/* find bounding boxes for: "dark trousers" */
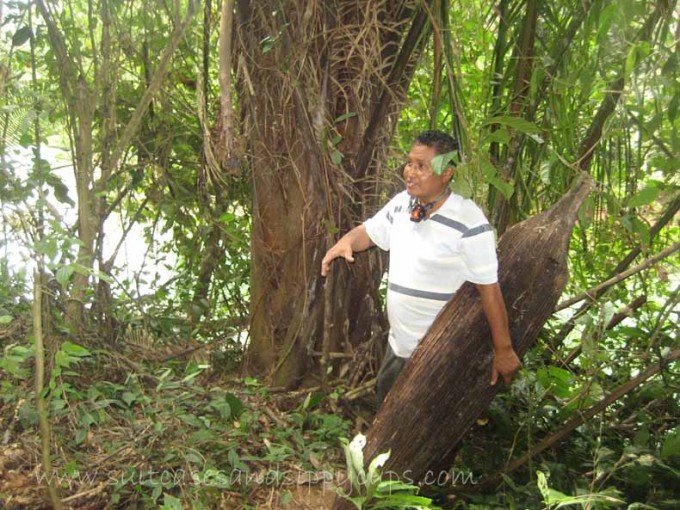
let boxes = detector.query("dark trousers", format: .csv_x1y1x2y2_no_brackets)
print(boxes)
375,344,408,406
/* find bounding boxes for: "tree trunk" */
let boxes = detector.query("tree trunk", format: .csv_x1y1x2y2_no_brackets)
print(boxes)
332,174,592,510
238,1,431,388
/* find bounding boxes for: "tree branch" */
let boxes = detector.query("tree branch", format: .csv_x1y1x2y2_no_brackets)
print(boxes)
561,294,647,367
556,242,679,311
104,2,197,182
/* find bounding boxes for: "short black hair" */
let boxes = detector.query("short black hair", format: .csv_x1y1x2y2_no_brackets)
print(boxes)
415,130,459,157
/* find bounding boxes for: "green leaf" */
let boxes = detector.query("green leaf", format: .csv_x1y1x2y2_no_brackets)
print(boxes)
45,173,74,206
61,341,91,357
482,128,511,145
56,265,76,287
12,27,32,47
628,186,659,208
0,315,12,325
224,393,244,417
331,150,343,165
536,367,574,399
661,428,680,460
626,41,651,74
34,239,58,260
482,115,541,135
431,151,458,175
335,112,357,123
184,451,204,465
625,45,638,75
0,344,34,378
122,392,137,406
160,492,184,510
481,160,514,200
596,4,618,43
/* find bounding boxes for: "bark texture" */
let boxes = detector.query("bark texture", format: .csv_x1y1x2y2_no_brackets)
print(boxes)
332,174,592,510
238,1,430,388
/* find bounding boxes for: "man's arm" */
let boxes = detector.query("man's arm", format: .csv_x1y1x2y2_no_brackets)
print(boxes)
475,282,522,385
321,224,375,277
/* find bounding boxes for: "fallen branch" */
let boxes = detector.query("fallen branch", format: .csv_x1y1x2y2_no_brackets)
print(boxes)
342,378,377,402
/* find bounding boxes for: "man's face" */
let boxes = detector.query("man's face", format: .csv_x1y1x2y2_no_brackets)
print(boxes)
403,144,453,203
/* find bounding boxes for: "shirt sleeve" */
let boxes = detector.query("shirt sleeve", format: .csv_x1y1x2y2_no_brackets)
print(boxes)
363,194,401,251
459,215,499,285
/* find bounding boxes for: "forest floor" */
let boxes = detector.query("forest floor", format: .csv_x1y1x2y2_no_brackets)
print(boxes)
0,340,377,510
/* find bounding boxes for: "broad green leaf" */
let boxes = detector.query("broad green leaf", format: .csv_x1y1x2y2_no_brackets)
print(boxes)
536,367,574,399
61,341,91,357
431,151,458,175
482,115,541,135
628,186,659,208
596,4,618,43
184,451,204,464
122,392,137,406
669,93,679,123
212,401,232,420
482,128,510,145
224,393,244,417
34,238,58,259
0,315,12,324
56,265,76,287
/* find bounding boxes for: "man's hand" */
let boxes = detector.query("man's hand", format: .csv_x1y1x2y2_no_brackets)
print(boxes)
490,346,521,386
320,225,374,277
475,282,522,386
321,240,355,277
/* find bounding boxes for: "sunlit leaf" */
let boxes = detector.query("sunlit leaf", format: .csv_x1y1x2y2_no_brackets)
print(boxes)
481,115,541,135
628,186,659,208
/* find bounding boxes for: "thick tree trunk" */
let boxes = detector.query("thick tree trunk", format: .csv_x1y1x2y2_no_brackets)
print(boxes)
332,175,592,510
238,1,430,388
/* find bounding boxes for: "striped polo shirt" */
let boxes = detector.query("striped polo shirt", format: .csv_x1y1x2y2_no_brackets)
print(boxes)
364,190,498,358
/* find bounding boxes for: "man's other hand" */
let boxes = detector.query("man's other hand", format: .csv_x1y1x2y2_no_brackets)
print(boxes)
491,346,521,386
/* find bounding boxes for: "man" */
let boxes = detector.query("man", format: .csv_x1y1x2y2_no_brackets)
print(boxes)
321,130,521,405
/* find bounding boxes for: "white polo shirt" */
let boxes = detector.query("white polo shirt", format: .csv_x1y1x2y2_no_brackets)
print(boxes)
364,190,499,357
